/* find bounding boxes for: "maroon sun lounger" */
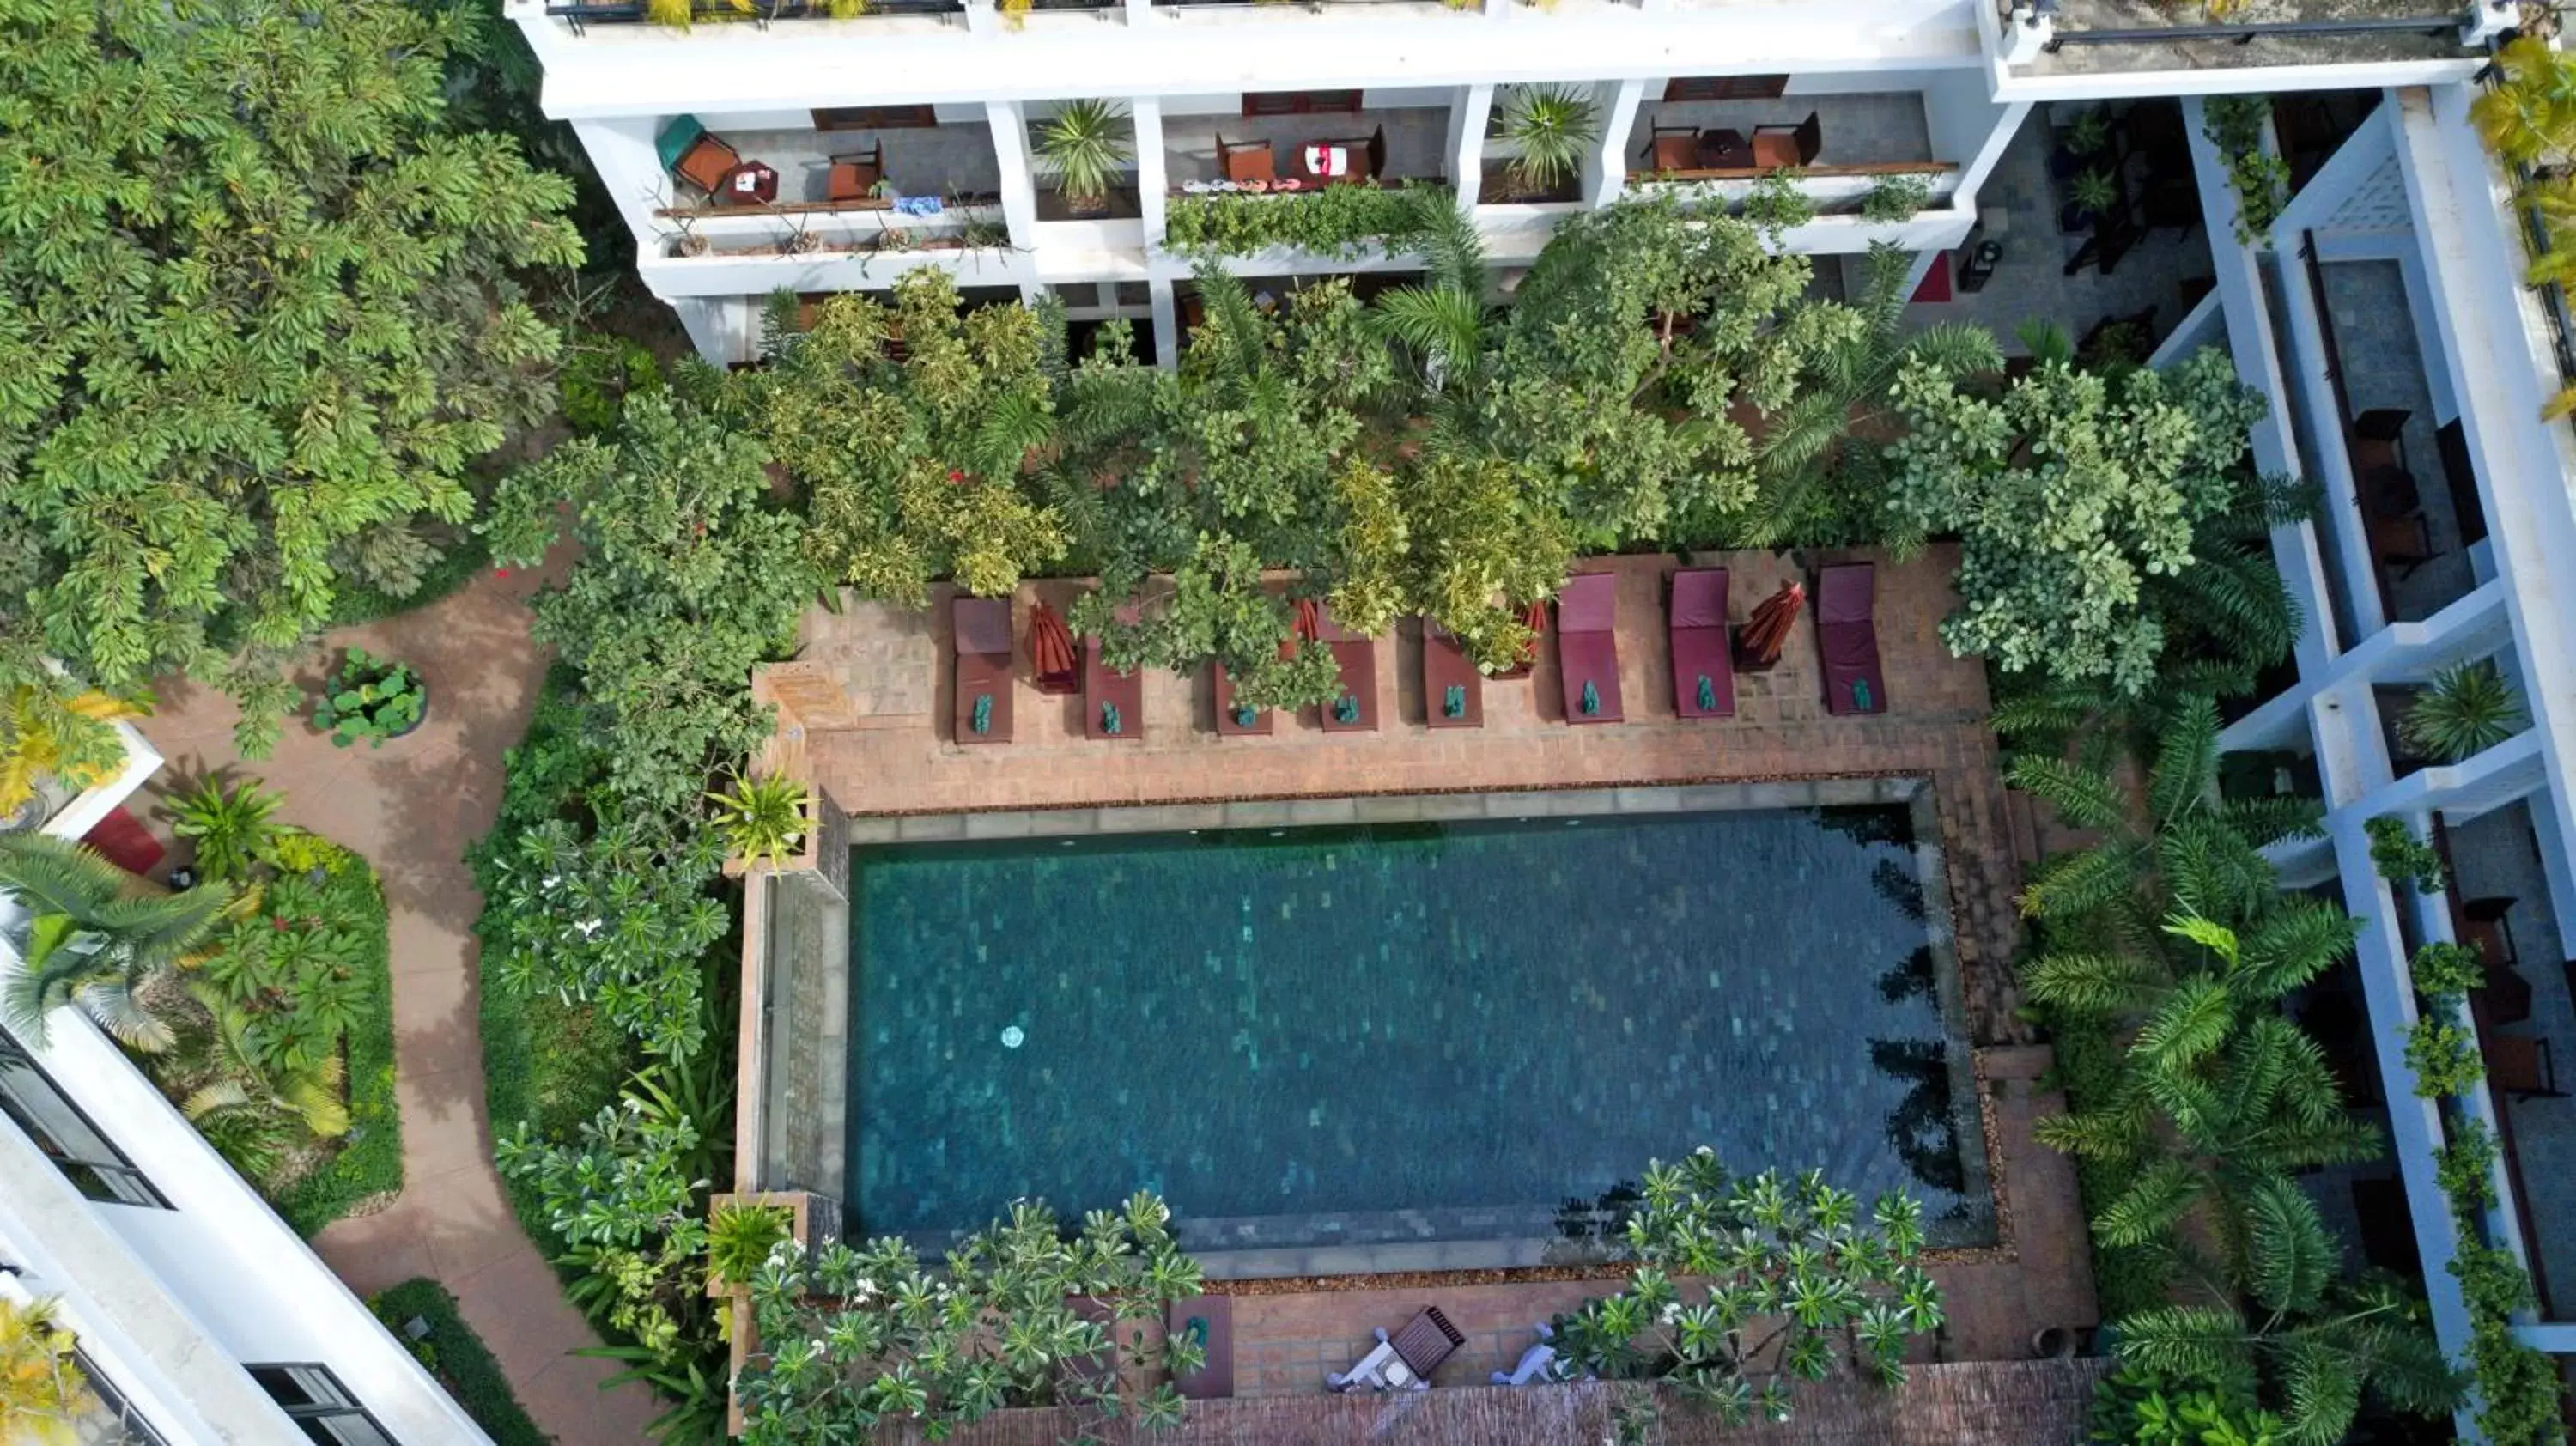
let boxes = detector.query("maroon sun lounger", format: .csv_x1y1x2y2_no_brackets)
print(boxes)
1817,562,1886,715
951,596,1013,744
1166,1295,1235,1400
1317,605,1379,733
1420,620,1483,729
1668,568,1735,720
1212,663,1272,736
1084,633,1144,740
1553,573,1623,724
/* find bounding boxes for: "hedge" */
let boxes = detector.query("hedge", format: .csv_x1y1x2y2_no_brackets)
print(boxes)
272,854,403,1235
1163,181,1444,260
369,1279,550,1446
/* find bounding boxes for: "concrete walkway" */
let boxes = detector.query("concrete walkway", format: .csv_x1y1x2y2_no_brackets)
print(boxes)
145,562,662,1445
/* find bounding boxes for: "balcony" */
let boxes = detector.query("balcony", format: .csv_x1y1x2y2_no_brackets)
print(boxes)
1619,88,1959,219
546,0,963,29
2440,801,2576,1320
2307,253,2486,625
1162,100,1451,189
653,116,1006,258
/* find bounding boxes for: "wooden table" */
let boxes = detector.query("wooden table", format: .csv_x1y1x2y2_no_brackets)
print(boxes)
720,161,780,206
1698,129,1750,168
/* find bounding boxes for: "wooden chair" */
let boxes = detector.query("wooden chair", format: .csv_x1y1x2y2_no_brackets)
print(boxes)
1308,125,1387,183
1749,112,1821,170
659,116,741,197
1215,135,1277,184
2486,1035,2562,1100
1642,125,1700,173
2351,409,2412,475
827,140,884,204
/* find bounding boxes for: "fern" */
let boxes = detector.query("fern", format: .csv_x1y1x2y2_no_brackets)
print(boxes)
2020,841,2147,920
2275,1336,2363,1446
2005,754,2130,833
2022,951,2161,1015
2135,976,2233,1071
2117,1304,2252,1382
2245,1176,2336,1317
2145,695,2221,828
2093,1159,2206,1249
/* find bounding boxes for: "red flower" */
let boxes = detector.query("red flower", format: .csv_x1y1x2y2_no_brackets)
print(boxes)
495,568,512,579
948,469,966,484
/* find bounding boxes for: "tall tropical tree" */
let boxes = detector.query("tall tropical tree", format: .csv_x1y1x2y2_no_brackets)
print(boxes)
0,0,582,755
2116,1178,2459,1446
1744,243,1999,546
0,834,233,1051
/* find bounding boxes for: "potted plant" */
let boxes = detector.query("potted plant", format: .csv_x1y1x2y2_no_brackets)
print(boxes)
708,772,813,869
1034,99,1133,217
708,1200,795,1291
311,647,428,748
1497,87,1599,200
2399,659,2525,762
2063,167,2119,232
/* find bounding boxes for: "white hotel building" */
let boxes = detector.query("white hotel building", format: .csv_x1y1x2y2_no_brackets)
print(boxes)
504,0,2576,1428
1,748,495,1446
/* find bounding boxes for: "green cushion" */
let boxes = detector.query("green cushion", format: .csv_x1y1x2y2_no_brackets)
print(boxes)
658,115,708,173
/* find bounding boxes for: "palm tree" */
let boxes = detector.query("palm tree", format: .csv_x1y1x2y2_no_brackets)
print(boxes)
1032,100,1133,215
1745,243,1997,546
0,834,234,1051
1368,197,1496,429
2010,699,2381,1258
1495,87,1599,198
0,1296,96,1446
2117,1178,2459,1446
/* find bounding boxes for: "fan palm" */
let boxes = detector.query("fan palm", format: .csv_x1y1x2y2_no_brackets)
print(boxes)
1032,100,1133,212
178,988,351,1141
0,834,234,1050
1367,198,1495,431
1746,243,1999,545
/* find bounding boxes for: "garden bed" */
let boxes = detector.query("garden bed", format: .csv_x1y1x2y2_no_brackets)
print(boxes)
369,1279,550,1446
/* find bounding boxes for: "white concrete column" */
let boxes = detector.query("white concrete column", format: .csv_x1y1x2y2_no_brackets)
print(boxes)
1449,84,1493,210
1585,78,1646,209
1149,276,1180,374
1134,97,1170,252
986,100,1042,252
1125,0,1153,21
963,0,1000,35
1953,100,2032,203
573,117,675,263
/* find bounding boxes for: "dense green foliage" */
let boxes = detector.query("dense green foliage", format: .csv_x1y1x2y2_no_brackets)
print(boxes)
1886,349,2275,696
2365,816,2447,895
1552,1151,1942,1429
735,1194,1203,1443
0,0,580,755
0,832,231,1051
370,1279,550,1446
1163,184,1446,258
2398,659,2526,763
2202,96,2290,246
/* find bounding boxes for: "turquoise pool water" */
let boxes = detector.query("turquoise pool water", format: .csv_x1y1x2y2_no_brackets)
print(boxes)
847,798,1993,1263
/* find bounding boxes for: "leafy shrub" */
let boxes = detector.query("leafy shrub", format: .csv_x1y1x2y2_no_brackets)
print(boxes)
2366,816,2446,895
169,777,283,882
562,335,666,437
2434,1116,2500,1215
1163,183,1445,259
2403,1018,2484,1099
2202,96,2290,245
707,1201,793,1288
1860,173,1934,223
311,647,428,749
2409,941,2486,1003
368,1279,549,1446
2399,659,2525,763
707,773,811,870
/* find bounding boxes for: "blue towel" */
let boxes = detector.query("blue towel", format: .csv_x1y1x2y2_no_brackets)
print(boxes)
892,194,943,216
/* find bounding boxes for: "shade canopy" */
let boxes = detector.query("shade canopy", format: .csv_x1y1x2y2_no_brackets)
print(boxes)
1028,601,1077,678
1739,581,1803,667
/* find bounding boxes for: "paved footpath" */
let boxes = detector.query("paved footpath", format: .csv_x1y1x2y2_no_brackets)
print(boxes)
146,559,662,1445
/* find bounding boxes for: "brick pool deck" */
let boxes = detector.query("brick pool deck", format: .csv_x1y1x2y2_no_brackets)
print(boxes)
773,545,2101,1393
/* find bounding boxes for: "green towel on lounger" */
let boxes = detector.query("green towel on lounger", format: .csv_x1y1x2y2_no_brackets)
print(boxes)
1234,702,1258,728
1443,684,1465,719
970,694,992,734
1101,702,1122,735
1580,680,1600,716
1695,675,1716,712
1333,694,1359,724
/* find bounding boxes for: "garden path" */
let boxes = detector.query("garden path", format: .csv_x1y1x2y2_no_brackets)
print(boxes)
143,556,663,1446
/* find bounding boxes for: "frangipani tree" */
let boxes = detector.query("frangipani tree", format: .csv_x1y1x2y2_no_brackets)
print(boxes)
1552,1151,1943,1429
734,1194,1205,1443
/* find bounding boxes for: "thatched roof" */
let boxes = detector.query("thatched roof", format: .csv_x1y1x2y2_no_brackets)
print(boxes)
884,1359,2109,1445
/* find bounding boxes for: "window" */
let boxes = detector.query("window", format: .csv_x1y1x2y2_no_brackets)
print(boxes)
1662,75,1789,102
0,1035,164,1208
811,105,938,131
76,1350,172,1446
249,1365,398,1446
1242,90,1362,118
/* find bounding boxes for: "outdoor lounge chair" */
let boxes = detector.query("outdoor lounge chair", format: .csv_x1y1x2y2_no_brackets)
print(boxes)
1317,604,1379,732
1420,619,1482,729
1166,1296,1235,1400
658,116,740,197
1668,568,1735,720
1553,573,1623,724
1084,629,1144,742
1816,562,1886,715
1212,663,1272,736
951,596,1014,744
1327,1305,1465,1392
1749,111,1823,170
827,140,885,204
1214,134,1277,185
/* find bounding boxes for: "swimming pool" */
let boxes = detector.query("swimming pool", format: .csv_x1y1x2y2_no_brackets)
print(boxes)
847,783,1994,1273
